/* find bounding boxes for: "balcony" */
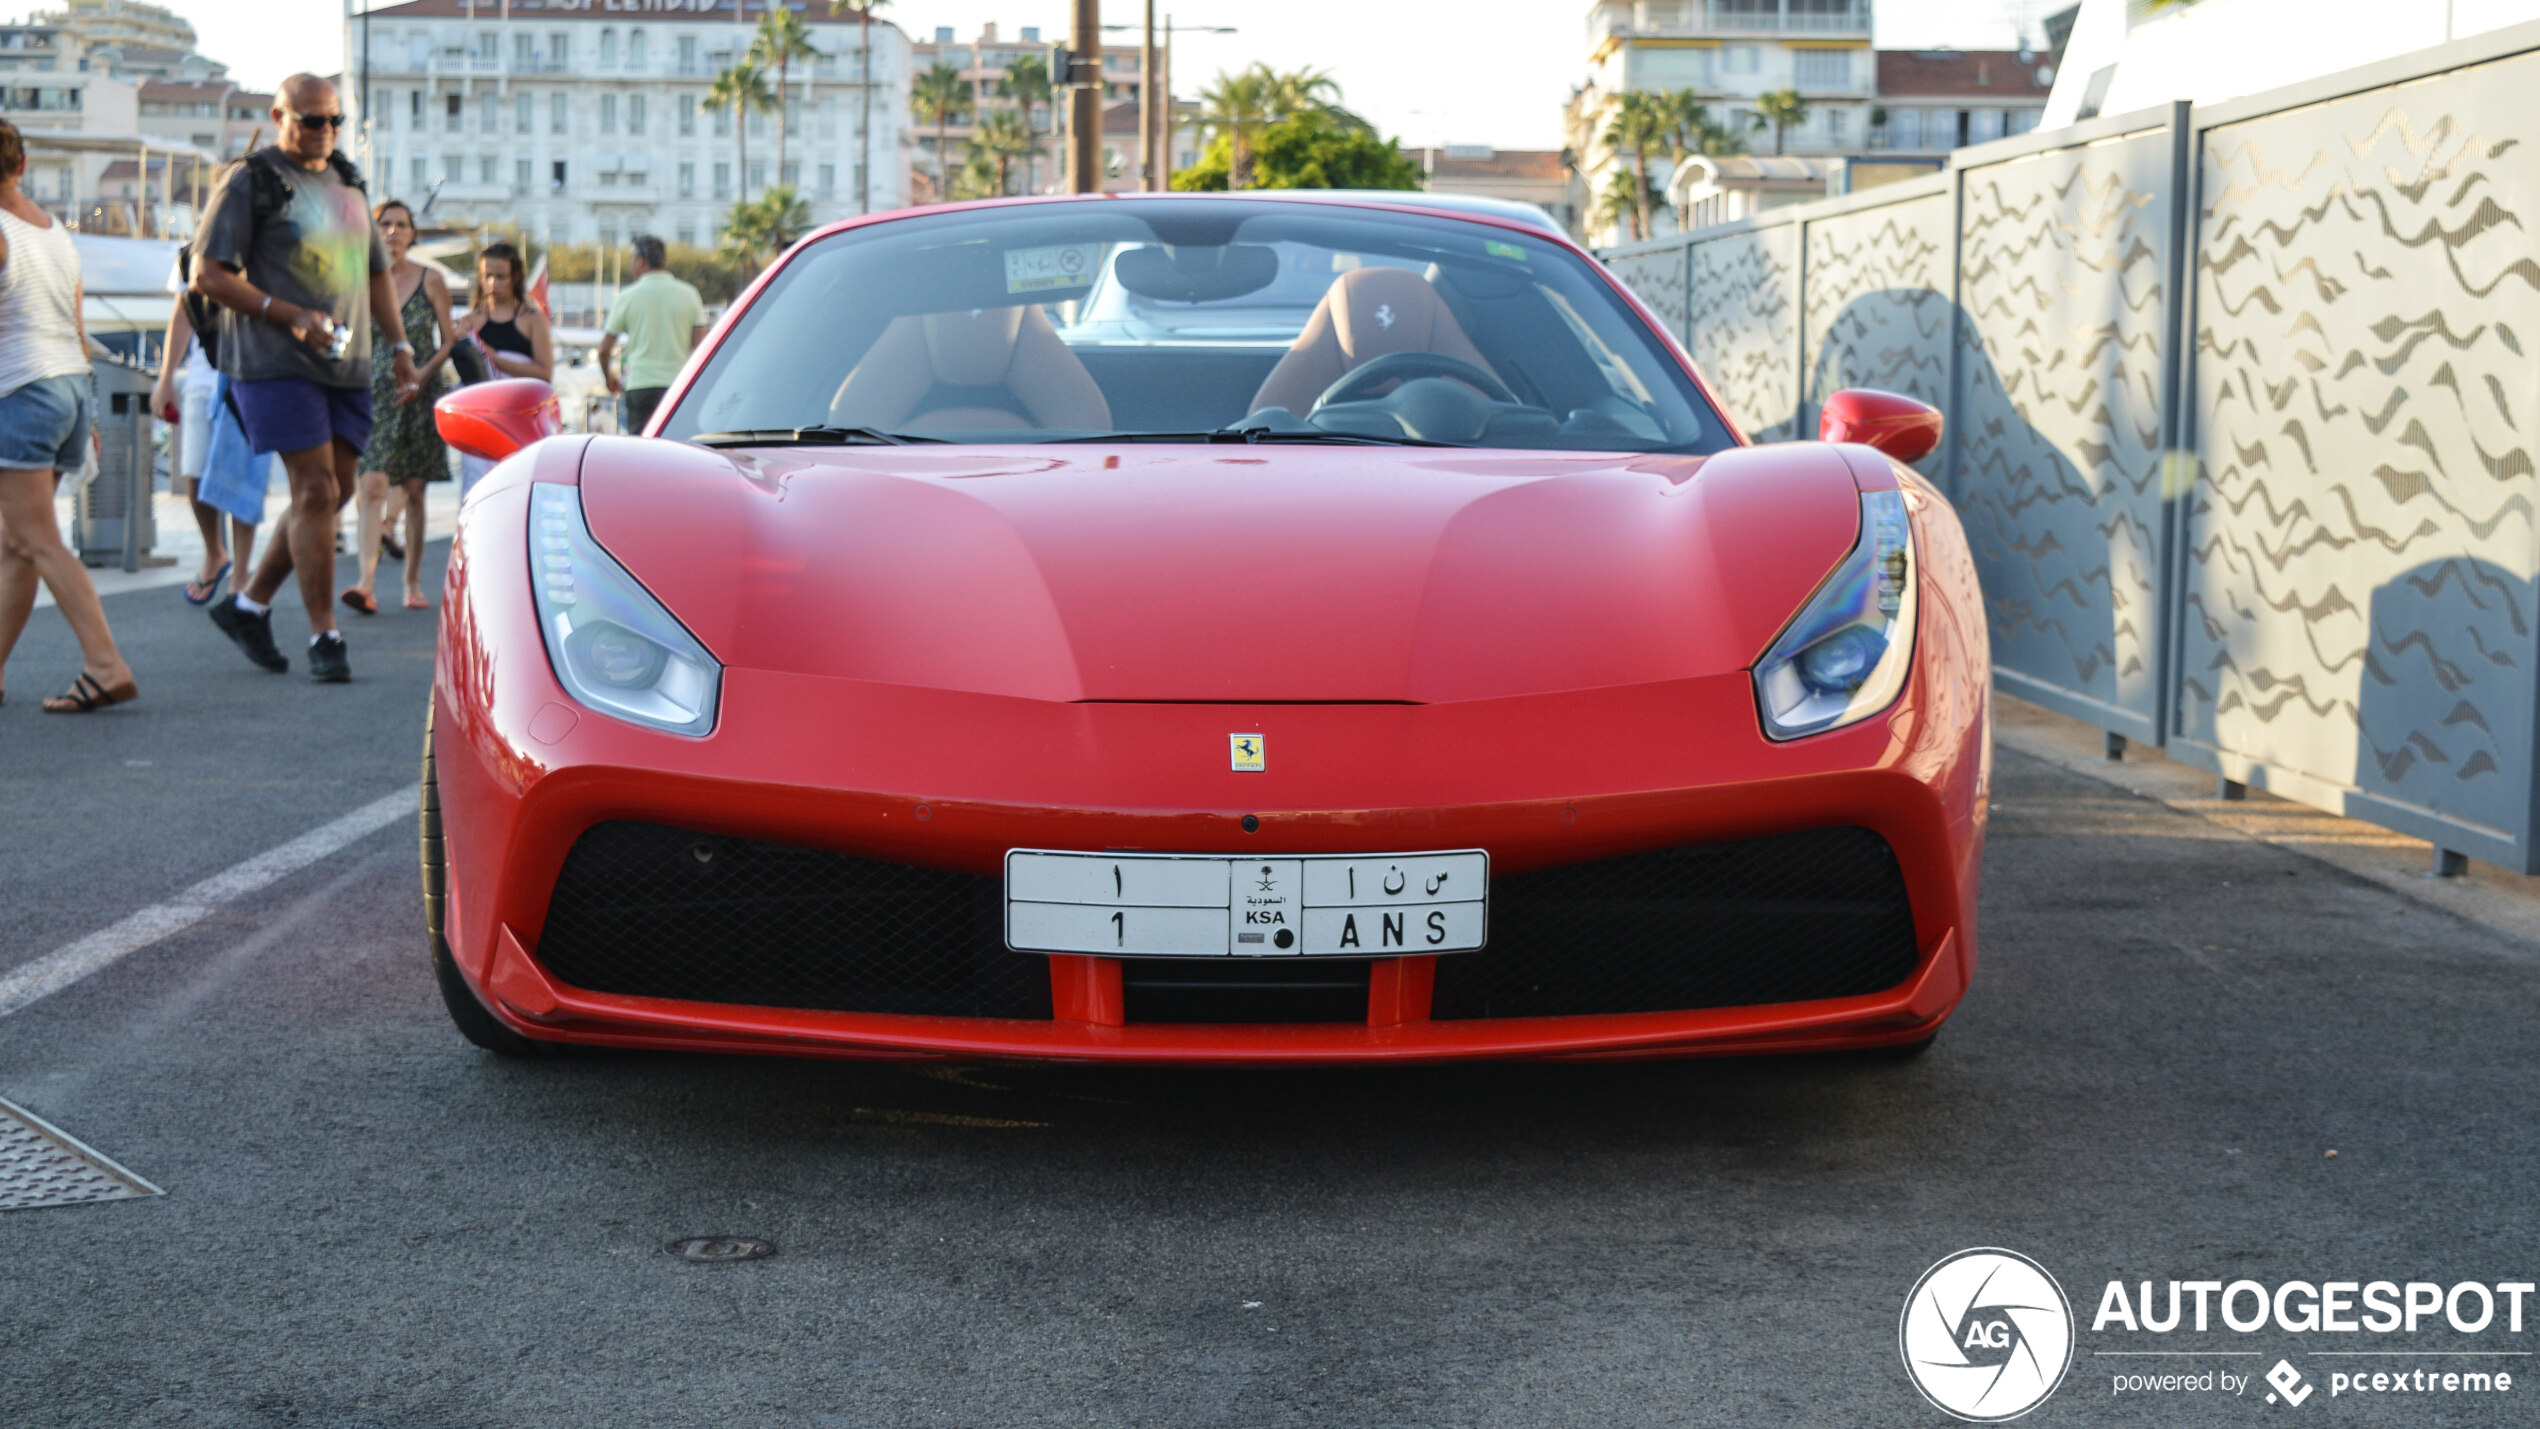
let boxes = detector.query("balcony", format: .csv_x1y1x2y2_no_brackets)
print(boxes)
1704,2,1871,33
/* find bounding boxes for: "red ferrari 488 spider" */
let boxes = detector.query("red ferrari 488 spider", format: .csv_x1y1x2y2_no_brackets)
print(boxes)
425,193,1987,1063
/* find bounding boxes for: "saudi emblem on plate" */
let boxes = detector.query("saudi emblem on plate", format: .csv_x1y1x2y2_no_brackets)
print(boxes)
1230,734,1265,772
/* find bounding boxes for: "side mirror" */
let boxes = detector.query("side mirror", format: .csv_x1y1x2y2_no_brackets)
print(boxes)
1819,388,1943,466
435,379,562,462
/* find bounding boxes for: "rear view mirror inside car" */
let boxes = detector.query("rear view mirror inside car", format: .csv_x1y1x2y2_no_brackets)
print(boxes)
1112,244,1282,303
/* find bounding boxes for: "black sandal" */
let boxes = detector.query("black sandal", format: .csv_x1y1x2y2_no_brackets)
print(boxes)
42,672,138,714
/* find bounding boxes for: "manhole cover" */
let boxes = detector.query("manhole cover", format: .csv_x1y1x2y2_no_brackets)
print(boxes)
667,1235,775,1263
0,1096,160,1212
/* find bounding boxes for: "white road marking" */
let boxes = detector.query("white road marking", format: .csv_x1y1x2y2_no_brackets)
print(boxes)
0,786,417,1019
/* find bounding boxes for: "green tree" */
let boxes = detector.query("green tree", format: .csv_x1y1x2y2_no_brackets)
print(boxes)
1754,88,1810,156
1601,90,1669,241
1196,65,1278,190
705,62,776,201
998,51,1054,194
911,61,970,201
973,107,1036,195
1172,109,1421,192
748,7,819,195
827,0,890,212
1590,168,1651,244
721,185,813,265
948,146,1003,201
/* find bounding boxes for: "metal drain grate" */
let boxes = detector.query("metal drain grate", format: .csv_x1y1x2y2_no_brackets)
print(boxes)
0,1096,160,1212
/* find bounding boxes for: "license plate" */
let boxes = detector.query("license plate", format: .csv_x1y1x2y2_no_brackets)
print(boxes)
1005,849,1489,958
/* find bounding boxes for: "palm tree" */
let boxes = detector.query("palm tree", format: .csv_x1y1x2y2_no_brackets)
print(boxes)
973,108,1035,195
706,62,776,202
911,61,970,201
998,52,1054,194
1261,66,1358,128
1754,88,1810,156
1591,169,1647,245
721,185,813,265
1601,90,1668,241
749,7,819,197
1196,65,1278,191
828,0,889,213
949,146,1003,202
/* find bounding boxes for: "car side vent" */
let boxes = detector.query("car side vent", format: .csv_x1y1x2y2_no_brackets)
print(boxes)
535,821,1054,1020
1430,826,1919,1019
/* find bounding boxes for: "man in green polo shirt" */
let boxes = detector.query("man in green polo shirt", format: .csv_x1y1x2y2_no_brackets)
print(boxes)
598,234,705,432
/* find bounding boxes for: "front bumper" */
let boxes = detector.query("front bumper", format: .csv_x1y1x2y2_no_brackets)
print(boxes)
432,476,1989,1063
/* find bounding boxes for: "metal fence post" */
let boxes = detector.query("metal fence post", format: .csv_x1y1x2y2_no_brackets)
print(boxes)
2152,99,2196,748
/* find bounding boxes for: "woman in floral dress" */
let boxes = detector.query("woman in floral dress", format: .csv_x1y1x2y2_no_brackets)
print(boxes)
345,200,455,613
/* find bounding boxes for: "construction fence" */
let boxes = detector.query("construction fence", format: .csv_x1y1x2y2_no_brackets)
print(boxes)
1601,20,2540,872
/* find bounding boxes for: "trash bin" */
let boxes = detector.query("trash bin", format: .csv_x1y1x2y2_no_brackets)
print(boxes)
73,355,168,572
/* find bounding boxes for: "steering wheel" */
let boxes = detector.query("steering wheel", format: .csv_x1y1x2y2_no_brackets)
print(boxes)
1308,351,1518,413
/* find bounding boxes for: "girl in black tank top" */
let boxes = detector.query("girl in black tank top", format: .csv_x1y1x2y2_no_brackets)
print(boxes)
463,244,553,384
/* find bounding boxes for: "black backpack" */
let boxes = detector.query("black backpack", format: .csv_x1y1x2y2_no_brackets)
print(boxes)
182,147,368,369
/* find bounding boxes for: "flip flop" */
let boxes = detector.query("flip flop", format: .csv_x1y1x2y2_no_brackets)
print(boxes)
403,592,432,610
42,672,138,713
383,533,407,563
342,587,378,616
184,560,231,606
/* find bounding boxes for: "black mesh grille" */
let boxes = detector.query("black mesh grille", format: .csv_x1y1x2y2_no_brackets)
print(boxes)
1121,957,1375,1024
535,822,1053,1019
1431,827,1919,1019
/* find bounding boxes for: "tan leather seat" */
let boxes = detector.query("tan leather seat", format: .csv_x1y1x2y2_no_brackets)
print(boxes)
829,306,1112,432
1248,267,1499,416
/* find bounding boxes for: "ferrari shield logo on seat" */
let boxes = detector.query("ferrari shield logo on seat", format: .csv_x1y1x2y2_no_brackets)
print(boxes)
1230,734,1265,772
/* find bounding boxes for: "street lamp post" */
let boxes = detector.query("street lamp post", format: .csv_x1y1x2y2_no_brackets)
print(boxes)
1069,0,1102,193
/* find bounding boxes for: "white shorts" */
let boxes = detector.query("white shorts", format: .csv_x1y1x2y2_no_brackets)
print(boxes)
176,378,214,479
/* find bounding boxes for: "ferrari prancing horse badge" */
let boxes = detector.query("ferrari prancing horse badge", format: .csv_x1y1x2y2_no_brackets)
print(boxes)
1230,734,1265,772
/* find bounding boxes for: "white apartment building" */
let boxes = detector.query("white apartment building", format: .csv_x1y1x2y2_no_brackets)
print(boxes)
347,0,914,249
1569,0,1876,243
0,20,145,222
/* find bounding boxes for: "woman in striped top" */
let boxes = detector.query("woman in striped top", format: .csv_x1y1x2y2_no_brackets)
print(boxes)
0,117,136,712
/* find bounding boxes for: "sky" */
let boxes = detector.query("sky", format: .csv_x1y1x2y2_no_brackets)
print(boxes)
132,0,2054,153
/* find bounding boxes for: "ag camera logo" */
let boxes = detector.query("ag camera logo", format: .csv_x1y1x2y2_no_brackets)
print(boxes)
1901,1248,2076,1421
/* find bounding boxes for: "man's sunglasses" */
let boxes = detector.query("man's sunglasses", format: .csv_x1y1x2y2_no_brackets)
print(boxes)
289,112,347,129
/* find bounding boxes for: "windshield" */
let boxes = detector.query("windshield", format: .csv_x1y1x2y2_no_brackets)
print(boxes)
660,200,1729,453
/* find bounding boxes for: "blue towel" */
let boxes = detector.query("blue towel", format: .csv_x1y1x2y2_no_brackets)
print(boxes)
193,373,272,524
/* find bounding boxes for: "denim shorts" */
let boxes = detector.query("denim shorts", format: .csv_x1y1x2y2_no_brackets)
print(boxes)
229,376,373,457
0,373,91,473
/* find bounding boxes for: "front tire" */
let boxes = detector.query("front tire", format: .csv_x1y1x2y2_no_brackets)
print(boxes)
423,708,560,1058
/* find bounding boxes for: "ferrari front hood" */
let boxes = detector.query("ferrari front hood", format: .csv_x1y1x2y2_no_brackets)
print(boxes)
579,439,1863,705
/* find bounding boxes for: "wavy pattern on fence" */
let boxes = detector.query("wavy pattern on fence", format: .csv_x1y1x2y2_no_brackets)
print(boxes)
1683,227,1801,441
2181,61,2540,840
1954,133,2176,729
1606,245,1690,341
1803,193,1953,474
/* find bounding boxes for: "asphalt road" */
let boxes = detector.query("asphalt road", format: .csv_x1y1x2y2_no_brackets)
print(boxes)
2,554,2536,1426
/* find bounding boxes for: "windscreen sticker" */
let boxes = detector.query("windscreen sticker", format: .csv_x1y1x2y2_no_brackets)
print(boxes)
1005,243,1102,293
1484,239,1529,262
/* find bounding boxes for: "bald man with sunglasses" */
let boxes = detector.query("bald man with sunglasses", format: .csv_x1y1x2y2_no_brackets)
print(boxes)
193,74,419,683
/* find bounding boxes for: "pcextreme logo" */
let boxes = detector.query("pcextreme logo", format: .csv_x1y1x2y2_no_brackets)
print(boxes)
1901,1248,2076,1422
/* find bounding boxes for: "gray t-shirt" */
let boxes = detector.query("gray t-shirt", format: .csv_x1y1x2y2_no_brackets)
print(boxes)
197,149,389,388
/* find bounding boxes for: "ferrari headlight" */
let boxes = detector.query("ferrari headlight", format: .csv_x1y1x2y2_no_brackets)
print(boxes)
528,482,720,736
1753,490,1917,741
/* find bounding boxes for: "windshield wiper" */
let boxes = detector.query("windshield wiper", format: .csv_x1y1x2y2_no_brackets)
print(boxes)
689,425,942,448
1046,427,1454,448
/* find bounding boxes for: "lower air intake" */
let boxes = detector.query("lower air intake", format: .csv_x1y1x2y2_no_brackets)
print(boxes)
534,821,1053,1019
1430,826,1920,1019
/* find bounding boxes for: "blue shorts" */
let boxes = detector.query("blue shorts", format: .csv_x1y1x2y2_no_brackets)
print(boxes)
0,373,91,472
230,376,373,457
